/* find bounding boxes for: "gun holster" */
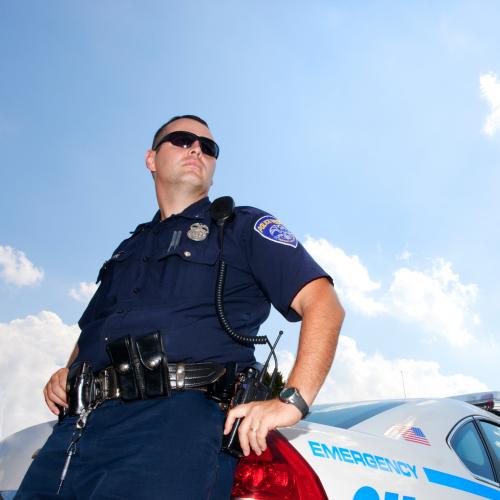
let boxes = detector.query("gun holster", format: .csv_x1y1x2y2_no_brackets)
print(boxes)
106,331,171,401
57,361,96,421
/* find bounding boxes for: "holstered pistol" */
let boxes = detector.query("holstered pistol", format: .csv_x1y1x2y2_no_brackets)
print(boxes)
59,361,95,420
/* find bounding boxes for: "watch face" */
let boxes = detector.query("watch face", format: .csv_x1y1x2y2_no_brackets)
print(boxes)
281,387,296,399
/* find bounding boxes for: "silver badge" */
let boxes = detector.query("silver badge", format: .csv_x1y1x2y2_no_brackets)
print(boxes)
187,223,209,241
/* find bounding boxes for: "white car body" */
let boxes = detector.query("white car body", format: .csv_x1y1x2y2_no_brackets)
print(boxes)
278,397,500,499
1,393,499,499
232,393,500,499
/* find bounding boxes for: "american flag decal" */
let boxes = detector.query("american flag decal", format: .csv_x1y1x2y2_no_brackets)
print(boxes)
390,425,430,446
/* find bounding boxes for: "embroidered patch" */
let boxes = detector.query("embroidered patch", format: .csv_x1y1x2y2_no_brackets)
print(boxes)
253,215,298,248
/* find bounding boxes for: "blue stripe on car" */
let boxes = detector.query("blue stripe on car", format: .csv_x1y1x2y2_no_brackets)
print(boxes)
423,467,500,499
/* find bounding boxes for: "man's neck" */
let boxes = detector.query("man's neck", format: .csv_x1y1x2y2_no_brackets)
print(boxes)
155,184,207,220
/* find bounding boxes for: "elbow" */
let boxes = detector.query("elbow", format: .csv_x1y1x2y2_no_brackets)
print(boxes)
339,303,346,322
335,302,346,329
331,286,345,323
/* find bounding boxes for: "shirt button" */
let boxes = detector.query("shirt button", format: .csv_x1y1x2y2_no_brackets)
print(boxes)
133,287,140,294
117,308,124,314
184,251,191,257
142,256,150,262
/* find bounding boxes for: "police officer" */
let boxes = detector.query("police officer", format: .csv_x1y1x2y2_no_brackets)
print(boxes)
16,115,345,499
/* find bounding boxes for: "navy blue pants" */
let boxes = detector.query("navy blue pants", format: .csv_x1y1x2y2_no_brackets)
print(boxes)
16,392,238,499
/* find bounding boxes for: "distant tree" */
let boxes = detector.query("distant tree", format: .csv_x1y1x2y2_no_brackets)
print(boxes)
263,369,285,398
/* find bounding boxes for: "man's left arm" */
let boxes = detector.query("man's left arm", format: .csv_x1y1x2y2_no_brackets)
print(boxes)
223,277,345,456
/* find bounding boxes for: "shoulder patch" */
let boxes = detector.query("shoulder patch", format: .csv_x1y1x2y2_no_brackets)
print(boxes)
253,215,298,248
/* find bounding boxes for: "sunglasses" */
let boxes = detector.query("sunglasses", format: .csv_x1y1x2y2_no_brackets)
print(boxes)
153,131,220,159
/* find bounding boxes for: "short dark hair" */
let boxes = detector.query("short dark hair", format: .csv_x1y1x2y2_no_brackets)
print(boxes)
151,115,209,149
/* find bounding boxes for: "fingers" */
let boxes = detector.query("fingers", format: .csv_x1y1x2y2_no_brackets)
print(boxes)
224,402,272,456
223,403,247,435
255,426,268,452
238,419,271,456
43,368,69,415
43,385,60,416
223,403,255,456
247,425,268,456
238,420,252,456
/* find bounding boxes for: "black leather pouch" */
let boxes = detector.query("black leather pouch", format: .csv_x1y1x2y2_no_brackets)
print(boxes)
106,335,144,401
136,331,171,398
66,361,95,417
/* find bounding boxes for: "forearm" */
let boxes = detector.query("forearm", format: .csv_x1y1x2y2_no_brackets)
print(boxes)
287,283,344,406
224,280,344,456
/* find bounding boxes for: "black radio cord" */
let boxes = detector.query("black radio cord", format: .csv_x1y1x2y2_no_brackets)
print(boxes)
215,258,268,345
211,195,269,345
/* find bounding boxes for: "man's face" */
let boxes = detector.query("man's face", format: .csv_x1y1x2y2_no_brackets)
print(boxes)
146,118,217,195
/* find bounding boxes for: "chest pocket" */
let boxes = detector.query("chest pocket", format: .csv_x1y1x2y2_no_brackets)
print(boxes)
155,235,219,299
96,250,135,287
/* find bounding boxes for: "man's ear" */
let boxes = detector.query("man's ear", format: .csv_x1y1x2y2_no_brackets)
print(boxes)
145,149,157,174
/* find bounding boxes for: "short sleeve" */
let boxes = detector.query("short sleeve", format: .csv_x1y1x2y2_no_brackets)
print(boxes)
241,210,332,321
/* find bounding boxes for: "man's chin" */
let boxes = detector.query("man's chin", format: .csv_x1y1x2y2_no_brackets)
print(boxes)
176,176,210,193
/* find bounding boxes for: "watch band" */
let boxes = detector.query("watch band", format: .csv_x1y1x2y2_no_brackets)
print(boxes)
279,387,309,418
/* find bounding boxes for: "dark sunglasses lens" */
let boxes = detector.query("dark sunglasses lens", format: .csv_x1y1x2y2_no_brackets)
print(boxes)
168,131,195,148
199,139,219,158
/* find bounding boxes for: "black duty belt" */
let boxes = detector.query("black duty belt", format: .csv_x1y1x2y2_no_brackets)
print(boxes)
97,362,226,399
62,361,227,419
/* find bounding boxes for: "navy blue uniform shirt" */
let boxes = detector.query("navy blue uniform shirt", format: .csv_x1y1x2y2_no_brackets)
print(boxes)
75,197,331,371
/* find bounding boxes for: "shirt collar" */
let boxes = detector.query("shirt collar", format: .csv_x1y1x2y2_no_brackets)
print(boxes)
150,197,211,224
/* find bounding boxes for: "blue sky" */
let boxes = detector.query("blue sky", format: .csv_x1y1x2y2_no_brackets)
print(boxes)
1,1,499,437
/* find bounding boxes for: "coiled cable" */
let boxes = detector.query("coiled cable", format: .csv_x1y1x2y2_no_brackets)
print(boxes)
215,259,268,345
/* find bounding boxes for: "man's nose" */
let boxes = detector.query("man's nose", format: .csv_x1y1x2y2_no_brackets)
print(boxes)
189,140,202,156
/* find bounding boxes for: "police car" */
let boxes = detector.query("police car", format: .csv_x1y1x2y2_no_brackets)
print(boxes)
1,392,499,499
230,392,500,500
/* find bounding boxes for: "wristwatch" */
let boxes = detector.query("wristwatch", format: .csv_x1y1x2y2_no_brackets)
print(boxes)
279,387,309,418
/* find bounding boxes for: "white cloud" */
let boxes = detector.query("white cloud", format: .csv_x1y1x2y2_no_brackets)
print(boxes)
387,260,478,346
305,237,479,346
304,237,387,316
396,250,411,261
0,245,44,287
69,281,98,302
278,335,488,403
480,72,500,136
0,311,79,439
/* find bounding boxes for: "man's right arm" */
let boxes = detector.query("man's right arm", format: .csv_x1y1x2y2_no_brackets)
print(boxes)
43,342,79,416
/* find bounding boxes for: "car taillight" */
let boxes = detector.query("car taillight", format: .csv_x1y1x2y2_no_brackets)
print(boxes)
231,430,328,500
